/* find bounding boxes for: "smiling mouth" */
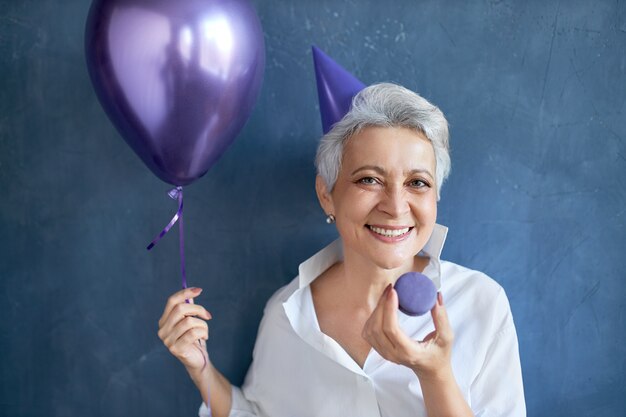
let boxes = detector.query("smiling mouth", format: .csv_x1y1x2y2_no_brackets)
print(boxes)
366,225,414,238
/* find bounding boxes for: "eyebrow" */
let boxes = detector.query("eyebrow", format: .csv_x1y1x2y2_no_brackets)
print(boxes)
351,165,434,180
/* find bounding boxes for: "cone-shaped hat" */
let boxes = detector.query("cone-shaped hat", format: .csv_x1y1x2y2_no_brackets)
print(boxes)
312,46,366,134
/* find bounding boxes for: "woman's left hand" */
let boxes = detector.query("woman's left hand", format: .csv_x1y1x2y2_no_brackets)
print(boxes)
362,284,454,380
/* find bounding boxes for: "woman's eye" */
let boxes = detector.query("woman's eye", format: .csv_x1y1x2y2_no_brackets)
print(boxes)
409,179,429,188
357,177,378,185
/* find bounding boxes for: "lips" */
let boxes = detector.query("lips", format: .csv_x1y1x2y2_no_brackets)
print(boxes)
366,225,414,238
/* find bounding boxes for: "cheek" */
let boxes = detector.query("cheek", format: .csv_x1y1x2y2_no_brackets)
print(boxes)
414,197,437,222
428,200,437,219
336,189,377,218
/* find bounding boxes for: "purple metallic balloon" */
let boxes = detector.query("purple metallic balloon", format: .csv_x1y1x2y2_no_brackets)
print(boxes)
85,0,265,186
394,272,437,316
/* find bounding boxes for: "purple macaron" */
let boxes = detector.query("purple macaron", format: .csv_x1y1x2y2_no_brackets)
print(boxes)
394,272,437,316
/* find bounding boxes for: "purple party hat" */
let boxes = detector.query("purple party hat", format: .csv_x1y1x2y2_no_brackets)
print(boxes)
312,46,366,134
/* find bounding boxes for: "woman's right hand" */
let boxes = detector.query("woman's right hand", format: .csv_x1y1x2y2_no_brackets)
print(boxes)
158,287,213,371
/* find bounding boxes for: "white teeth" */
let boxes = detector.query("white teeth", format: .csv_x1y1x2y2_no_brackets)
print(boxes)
368,226,411,237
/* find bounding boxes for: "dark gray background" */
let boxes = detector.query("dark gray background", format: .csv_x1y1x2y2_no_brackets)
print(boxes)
1,0,625,416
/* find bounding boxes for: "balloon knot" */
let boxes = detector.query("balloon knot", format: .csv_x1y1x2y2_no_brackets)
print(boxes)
168,186,183,200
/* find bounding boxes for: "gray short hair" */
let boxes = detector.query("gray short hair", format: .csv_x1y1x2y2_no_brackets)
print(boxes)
315,83,451,199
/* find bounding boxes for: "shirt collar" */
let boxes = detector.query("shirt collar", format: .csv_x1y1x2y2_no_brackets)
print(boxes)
297,223,448,290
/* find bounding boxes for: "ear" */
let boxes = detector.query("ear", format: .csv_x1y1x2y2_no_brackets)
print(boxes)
315,175,335,216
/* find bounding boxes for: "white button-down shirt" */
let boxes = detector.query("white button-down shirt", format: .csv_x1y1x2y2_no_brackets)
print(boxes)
200,224,525,417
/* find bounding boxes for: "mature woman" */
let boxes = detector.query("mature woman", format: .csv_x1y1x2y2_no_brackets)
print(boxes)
158,83,526,417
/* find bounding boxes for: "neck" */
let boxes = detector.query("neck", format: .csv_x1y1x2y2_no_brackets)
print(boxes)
337,247,428,312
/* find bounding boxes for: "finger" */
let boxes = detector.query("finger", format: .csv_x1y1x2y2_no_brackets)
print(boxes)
362,284,390,341
430,292,453,345
363,315,398,362
382,288,423,359
363,285,400,361
158,302,211,338
380,287,400,349
159,303,211,341
159,287,203,326
169,327,209,357
163,316,209,348
420,329,437,344
177,327,209,349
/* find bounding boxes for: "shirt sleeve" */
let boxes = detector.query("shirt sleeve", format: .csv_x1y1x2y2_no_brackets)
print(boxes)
198,385,258,417
469,291,526,417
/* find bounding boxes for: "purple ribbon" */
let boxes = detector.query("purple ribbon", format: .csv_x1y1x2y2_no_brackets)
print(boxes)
147,187,211,415
147,186,187,290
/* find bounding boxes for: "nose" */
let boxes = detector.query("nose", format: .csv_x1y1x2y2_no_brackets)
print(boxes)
377,185,410,218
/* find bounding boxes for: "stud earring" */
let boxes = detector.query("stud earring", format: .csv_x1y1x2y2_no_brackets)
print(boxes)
325,214,336,224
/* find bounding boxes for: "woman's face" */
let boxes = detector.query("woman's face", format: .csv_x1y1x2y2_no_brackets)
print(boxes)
317,126,438,270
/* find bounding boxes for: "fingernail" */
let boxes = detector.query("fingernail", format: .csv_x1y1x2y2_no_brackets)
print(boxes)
437,292,443,306
385,283,393,298
191,287,202,294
